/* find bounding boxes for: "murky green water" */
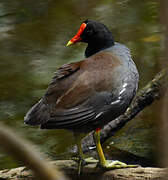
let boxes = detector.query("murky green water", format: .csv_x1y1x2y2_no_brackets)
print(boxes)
0,0,163,169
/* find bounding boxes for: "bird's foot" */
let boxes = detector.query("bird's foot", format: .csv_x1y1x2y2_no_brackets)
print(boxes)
100,160,138,170
71,155,98,175
84,157,99,164
71,155,98,164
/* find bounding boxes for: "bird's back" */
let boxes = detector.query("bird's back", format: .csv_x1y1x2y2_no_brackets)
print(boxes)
24,43,139,133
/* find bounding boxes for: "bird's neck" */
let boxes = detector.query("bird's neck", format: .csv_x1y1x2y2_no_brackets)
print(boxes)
85,37,114,58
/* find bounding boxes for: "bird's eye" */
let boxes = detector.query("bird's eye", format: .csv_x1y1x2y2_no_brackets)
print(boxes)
85,28,93,35
86,29,91,33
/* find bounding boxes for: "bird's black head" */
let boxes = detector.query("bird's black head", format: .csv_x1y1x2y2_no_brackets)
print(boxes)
80,20,113,43
67,20,115,57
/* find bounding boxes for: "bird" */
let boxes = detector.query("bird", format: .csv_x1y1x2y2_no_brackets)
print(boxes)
24,19,139,174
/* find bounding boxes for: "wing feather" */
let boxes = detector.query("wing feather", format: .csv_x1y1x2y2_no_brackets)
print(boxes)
40,107,96,129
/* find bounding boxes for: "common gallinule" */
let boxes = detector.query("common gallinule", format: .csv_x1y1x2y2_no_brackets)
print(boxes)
24,19,139,173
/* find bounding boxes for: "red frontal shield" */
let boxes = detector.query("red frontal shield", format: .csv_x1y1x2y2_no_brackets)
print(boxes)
66,23,86,46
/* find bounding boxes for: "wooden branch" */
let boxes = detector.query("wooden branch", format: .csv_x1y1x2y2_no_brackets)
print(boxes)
0,123,68,180
0,160,167,180
81,68,168,153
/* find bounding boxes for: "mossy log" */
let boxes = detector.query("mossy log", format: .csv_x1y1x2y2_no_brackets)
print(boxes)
0,160,167,180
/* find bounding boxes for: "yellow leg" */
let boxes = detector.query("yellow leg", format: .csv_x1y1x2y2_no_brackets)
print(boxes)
93,130,138,169
74,133,98,175
76,134,84,157
93,130,106,166
74,133,84,175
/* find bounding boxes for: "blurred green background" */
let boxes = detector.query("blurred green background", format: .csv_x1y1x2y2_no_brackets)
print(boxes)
0,0,164,169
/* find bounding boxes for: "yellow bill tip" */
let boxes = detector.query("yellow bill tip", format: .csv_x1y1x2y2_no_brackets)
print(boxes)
66,40,73,47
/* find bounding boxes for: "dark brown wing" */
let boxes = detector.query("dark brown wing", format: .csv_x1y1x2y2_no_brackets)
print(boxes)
24,52,121,129
24,60,96,127
51,62,81,81
44,60,88,108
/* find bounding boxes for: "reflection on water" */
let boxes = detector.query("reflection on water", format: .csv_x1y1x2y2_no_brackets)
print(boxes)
0,0,163,169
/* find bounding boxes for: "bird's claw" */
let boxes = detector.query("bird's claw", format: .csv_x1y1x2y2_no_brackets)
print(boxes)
100,160,139,169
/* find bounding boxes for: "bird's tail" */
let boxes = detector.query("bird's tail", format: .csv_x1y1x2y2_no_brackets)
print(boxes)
24,99,50,126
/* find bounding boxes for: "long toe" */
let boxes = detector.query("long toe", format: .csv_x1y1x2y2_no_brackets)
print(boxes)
101,160,139,170
84,157,99,164
71,156,98,164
